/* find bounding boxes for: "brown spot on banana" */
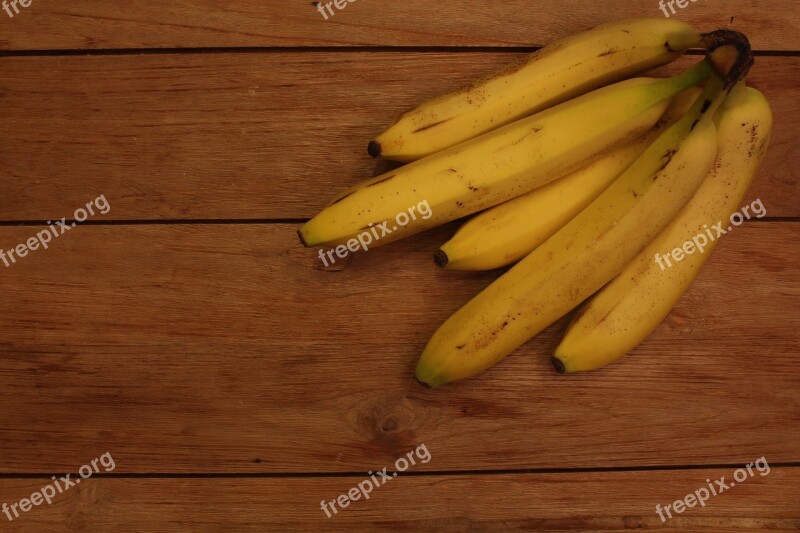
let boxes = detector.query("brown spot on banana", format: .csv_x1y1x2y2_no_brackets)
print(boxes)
412,117,454,133
329,191,354,206
652,149,678,179
510,126,543,147
365,174,395,188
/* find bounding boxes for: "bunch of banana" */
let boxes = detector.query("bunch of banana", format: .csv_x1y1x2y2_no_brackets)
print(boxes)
415,67,731,387
299,20,765,388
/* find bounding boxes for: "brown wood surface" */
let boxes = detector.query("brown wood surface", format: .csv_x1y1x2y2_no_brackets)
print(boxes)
0,1,798,530
0,469,797,531
0,0,797,51
0,223,797,474
0,54,797,221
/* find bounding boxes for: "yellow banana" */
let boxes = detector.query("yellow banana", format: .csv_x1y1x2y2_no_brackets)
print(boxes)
370,18,700,161
300,62,712,249
415,62,730,388
552,85,772,373
435,86,703,271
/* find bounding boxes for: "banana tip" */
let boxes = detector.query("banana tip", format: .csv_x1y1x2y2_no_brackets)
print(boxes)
297,229,309,248
368,140,382,158
433,249,449,268
413,375,432,389
550,356,566,375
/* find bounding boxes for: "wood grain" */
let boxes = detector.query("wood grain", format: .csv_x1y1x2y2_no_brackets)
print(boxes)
0,222,796,473
0,469,797,531
0,0,797,51
1,2,797,529
0,54,797,221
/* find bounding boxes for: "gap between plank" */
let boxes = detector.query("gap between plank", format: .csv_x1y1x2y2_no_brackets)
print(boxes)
0,47,798,58
0,462,799,479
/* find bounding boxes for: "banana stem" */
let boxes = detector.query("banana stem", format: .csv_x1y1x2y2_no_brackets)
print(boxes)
644,58,714,109
692,61,728,121
668,58,715,89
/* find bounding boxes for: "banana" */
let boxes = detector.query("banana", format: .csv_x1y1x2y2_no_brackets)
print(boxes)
300,62,712,249
370,18,700,162
436,86,703,271
552,84,772,373
415,62,730,388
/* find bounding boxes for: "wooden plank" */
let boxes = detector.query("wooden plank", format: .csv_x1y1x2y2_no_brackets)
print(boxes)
0,53,797,221
0,222,797,472
0,469,797,531
0,1,797,51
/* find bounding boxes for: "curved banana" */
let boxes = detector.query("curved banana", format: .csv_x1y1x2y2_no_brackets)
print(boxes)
552,85,772,373
415,63,729,388
436,86,703,271
300,63,712,249
370,18,700,162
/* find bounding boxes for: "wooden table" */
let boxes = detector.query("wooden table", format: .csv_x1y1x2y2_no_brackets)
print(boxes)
1,2,798,531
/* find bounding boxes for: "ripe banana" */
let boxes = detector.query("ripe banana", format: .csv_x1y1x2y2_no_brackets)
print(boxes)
370,18,700,162
552,84,772,373
415,63,730,388
300,62,713,249
435,86,703,271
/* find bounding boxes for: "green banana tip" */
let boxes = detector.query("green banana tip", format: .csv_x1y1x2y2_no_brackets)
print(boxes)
414,362,449,388
413,374,433,389
367,140,382,158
